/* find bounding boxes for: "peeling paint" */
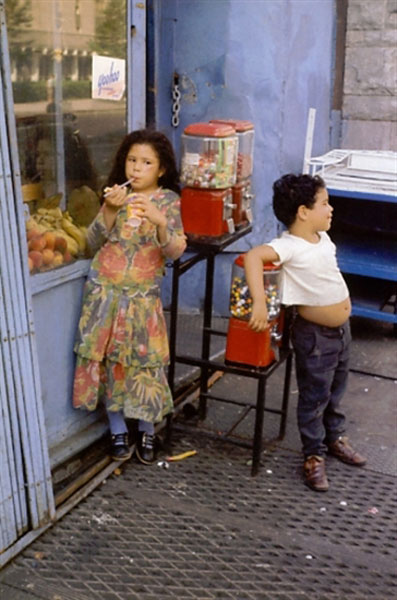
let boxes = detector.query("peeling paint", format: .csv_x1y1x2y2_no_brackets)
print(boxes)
180,75,198,104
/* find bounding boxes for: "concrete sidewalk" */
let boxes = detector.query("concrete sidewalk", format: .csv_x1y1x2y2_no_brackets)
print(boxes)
0,315,396,600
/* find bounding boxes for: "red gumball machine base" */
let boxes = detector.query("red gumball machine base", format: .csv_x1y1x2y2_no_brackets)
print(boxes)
181,187,235,237
225,316,278,368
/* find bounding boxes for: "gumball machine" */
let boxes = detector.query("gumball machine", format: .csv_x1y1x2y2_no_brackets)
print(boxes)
210,119,255,227
180,122,238,237
225,254,283,368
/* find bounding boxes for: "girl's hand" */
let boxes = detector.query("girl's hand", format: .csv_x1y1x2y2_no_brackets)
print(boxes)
102,185,127,231
248,299,269,332
103,185,128,211
129,194,167,227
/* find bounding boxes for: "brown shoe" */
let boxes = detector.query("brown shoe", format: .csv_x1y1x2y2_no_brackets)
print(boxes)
304,455,329,492
328,436,367,466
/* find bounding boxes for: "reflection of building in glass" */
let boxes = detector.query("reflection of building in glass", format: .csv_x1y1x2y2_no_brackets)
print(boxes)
9,0,127,212
9,0,107,83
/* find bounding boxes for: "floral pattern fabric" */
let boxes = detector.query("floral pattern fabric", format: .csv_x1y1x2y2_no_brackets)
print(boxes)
73,357,173,422
73,188,186,421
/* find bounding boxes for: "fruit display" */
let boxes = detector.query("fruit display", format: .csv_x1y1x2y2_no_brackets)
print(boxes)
25,207,87,274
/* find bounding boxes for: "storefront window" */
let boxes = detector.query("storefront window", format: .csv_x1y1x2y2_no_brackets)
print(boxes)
6,0,127,274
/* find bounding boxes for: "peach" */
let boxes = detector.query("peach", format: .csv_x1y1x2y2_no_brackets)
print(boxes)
43,231,56,250
52,251,64,267
29,250,43,269
63,251,73,264
29,235,46,252
28,256,34,272
27,228,41,241
54,236,67,254
42,248,55,265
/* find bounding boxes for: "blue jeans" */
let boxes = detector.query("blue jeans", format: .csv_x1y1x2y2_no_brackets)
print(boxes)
291,314,351,458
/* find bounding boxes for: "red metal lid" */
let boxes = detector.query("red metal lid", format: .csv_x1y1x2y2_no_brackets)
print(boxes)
210,119,254,132
183,122,236,137
235,253,279,271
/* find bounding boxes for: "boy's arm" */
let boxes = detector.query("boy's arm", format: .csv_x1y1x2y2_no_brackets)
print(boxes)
244,245,280,332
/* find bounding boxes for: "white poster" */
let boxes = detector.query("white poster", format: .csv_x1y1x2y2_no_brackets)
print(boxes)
92,55,126,101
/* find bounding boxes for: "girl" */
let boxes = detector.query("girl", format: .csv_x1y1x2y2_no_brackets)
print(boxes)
72,129,186,464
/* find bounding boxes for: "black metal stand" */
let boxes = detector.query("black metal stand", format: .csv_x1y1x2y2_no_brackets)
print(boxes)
166,226,293,475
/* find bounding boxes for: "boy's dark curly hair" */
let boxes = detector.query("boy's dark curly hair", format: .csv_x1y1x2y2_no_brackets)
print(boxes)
272,173,326,228
105,128,180,195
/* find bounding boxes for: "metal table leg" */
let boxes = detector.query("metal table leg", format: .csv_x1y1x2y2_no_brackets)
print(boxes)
198,253,215,420
251,374,266,476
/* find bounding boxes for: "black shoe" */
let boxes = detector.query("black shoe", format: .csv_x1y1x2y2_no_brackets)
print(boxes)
136,432,156,465
110,433,133,461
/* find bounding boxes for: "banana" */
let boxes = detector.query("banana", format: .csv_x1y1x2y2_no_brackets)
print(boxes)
61,218,86,253
27,222,49,235
47,207,64,220
31,218,53,232
26,217,39,230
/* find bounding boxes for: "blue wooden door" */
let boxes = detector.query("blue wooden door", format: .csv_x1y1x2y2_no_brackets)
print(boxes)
0,4,55,562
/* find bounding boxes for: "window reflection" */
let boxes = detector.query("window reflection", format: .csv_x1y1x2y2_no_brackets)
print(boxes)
6,0,127,274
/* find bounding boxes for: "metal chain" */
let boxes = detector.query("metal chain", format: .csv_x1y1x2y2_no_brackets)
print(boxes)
171,79,181,128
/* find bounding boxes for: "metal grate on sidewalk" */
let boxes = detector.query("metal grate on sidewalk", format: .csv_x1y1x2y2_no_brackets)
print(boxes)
3,430,396,600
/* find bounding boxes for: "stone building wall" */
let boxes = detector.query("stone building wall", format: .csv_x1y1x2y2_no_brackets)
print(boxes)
341,0,397,150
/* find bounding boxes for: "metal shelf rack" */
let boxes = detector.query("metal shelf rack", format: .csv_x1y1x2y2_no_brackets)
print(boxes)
166,225,293,475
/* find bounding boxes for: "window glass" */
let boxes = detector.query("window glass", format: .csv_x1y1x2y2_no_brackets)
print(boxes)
6,0,127,273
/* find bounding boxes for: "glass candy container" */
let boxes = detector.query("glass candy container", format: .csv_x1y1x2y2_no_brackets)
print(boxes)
210,119,254,182
180,122,238,189
226,254,282,367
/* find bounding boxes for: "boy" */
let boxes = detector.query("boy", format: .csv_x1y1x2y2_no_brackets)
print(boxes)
244,173,366,492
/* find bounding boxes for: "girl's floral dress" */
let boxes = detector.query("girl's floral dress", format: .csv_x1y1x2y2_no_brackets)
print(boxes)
72,188,186,423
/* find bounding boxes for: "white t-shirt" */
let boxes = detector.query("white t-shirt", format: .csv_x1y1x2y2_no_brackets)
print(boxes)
267,231,349,306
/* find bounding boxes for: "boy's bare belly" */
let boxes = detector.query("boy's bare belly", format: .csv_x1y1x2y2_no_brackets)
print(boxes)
298,297,351,328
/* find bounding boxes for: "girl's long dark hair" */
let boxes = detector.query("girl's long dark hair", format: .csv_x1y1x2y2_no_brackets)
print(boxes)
105,129,180,195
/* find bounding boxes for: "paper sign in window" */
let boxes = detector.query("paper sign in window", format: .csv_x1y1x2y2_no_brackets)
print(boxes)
92,55,126,101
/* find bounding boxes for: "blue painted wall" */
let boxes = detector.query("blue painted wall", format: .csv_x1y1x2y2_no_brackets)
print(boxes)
32,273,107,468
153,0,337,315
